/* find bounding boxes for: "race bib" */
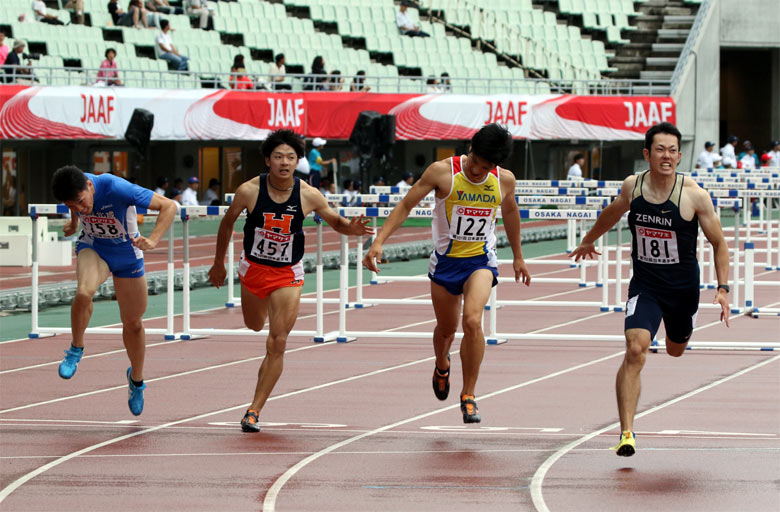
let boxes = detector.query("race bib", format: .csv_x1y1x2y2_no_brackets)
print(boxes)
80,215,126,239
449,206,493,242
250,227,293,263
636,226,679,264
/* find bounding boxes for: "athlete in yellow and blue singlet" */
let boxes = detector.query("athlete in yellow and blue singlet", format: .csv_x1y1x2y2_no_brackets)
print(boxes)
364,124,531,425
428,154,503,295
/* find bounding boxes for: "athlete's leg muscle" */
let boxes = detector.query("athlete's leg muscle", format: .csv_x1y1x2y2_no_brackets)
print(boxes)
71,249,111,348
616,328,653,432
430,280,462,373
459,269,494,397
240,283,270,331
114,275,148,381
248,286,301,412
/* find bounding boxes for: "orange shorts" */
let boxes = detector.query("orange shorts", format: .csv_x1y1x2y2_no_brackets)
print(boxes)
238,252,304,299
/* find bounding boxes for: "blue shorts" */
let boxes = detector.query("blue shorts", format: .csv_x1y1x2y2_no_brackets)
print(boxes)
428,251,498,296
624,279,699,343
76,242,145,278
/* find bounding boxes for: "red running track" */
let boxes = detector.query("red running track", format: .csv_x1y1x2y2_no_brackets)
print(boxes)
0,252,778,511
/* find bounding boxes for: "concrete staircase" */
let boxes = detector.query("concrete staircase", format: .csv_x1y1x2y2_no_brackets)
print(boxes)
608,0,698,93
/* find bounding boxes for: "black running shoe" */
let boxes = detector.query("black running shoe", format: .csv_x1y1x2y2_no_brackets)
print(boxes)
432,353,450,401
241,409,260,432
460,395,481,423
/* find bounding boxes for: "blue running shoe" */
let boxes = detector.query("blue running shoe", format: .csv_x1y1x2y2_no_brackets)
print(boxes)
58,345,84,379
126,367,146,416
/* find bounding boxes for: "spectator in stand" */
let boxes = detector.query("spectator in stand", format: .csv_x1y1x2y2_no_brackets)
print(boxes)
426,76,441,93
720,135,738,169
229,54,253,90
567,153,585,179
200,178,220,205
308,137,335,190
373,176,386,187
304,55,327,91
155,20,189,71
167,177,183,203
396,0,429,37
738,144,756,170
0,33,9,66
768,140,780,168
440,72,452,92
32,0,65,25
3,40,32,84
342,179,357,203
695,141,722,169
268,53,290,91
395,171,414,191
327,70,345,91
319,177,331,196
737,140,760,168
108,0,125,25
97,48,123,86
181,177,199,206
186,0,213,30
350,70,371,92
63,0,85,25
153,176,168,196
145,0,182,16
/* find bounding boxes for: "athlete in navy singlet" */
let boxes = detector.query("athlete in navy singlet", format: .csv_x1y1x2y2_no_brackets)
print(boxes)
52,166,177,416
570,123,730,457
208,130,373,433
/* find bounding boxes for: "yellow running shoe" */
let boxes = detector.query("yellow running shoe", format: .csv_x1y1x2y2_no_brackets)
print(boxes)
611,431,636,457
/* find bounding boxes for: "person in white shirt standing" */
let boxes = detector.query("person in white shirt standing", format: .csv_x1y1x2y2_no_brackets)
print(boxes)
395,172,414,191
720,135,738,169
567,153,585,179
181,177,199,206
767,140,780,168
739,145,756,170
695,141,722,169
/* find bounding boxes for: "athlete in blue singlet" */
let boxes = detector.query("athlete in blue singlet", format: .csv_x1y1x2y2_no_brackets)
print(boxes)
52,166,177,416
570,123,731,457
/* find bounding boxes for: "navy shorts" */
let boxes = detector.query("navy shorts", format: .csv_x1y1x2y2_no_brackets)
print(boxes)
309,170,321,189
76,242,145,278
428,251,498,296
624,280,699,343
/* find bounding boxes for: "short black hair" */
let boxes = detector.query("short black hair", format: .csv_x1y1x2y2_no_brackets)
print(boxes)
105,48,116,58
160,19,169,30
470,123,513,165
573,153,585,162
275,53,284,64
52,165,88,202
156,176,168,188
644,122,681,151
262,129,305,159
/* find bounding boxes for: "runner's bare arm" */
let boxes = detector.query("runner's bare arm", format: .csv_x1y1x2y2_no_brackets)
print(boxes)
132,194,177,251
693,183,730,326
499,169,530,285
363,161,448,273
569,175,635,261
208,182,253,287
302,184,373,236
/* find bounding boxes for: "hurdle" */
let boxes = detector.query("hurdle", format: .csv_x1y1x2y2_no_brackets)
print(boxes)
27,204,177,340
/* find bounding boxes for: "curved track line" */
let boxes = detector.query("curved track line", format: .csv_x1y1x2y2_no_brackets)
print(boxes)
529,355,780,512
262,351,625,512
0,351,443,504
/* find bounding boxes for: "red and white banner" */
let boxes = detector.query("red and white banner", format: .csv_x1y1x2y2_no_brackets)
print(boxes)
0,85,675,141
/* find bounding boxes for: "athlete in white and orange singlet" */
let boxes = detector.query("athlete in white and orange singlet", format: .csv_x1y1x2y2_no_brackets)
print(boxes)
364,124,531,423
208,130,373,433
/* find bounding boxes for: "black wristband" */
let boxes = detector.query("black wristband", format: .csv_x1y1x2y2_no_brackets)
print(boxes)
717,284,730,293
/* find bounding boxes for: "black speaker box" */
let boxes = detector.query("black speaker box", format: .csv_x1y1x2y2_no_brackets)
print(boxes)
125,108,154,154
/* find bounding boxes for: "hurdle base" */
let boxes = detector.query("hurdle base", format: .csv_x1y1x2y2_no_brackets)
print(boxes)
225,302,236,308
336,336,357,343
650,339,659,354
28,332,56,339
313,332,339,343
347,303,376,309
163,333,181,340
486,338,507,345
484,304,504,311
178,334,209,341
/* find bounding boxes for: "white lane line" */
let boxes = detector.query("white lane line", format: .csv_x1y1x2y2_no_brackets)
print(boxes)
0,347,444,503
5,445,779,461
529,353,780,512
261,350,626,512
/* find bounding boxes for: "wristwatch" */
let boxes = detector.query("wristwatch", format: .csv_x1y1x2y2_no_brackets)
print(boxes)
717,284,730,293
